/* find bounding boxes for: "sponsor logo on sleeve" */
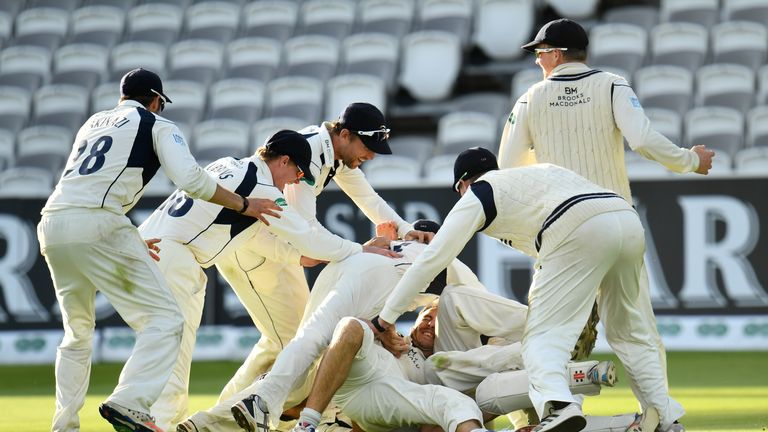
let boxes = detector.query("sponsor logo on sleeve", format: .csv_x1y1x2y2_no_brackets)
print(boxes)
630,97,641,108
173,133,186,146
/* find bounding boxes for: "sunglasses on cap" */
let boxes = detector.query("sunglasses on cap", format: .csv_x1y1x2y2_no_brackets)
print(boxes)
534,47,568,58
355,127,390,141
151,89,167,112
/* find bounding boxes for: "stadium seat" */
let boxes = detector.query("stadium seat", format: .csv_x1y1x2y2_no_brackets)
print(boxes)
0,86,31,134
634,65,693,117
546,0,598,19
110,41,167,81
589,24,647,77
341,33,400,94
758,64,768,106
242,1,298,43
0,45,50,92
226,37,282,83
685,106,744,157
70,5,126,48
251,116,308,152
423,154,457,185
33,84,90,133
126,3,183,45
624,150,671,179
724,0,768,25
747,105,768,148
0,11,12,47
473,0,534,60
363,155,422,186
399,31,461,102
192,119,250,162
511,68,542,102
15,125,73,173
644,108,682,145
0,1,23,15
283,35,340,82
159,80,208,129
452,92,510,124
80,0,137,12
696,64,754,115
168,39,224,86
52,43,109,90
436,111,498,155
388,134,435,165
184,1,240,43
0,167,55,198
417,0,473,47
25,0,80,11
358,0,415,39
711,21,768,72
298,0,355,40
325,74,386,121
0,129,15,171
209,78,265,123
265,76,324,125
650,22,708,73
660,0,719,27
603,5,659,31
91,81,120,112
14,7,69,50
734,147,768,175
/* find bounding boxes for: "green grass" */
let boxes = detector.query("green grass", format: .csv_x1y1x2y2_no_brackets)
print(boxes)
1,352,766,431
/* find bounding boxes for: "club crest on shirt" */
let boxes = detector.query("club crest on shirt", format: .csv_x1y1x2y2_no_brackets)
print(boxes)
274,197,288,207
173,134,186,146
507,111,516,125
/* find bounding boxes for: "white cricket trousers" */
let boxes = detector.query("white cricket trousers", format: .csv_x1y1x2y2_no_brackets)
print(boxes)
334,318,483,432
522,210,684,430
149,239,207,430
38,209,183,432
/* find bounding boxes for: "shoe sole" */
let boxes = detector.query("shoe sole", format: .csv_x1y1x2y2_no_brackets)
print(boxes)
231,403,256,432
539,415,587,432
177,421,199,432
99,404,156,432
626,407,660,432
601,361,618,387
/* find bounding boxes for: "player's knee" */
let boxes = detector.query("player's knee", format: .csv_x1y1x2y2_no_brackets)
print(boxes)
333,317,365,348
61,323,95,350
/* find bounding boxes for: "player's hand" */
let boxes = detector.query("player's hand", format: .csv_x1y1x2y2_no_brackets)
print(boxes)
692,145,715,175
145,238,161,262
362,245,402,258
300,256,327,267
375,221,398,241
404,230,435,244
374,324,409,358
245,198,282,225
363,236,391,249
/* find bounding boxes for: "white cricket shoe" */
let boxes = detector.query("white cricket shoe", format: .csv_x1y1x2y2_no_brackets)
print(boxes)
232,394,270,432
533,403,586,432
98,401,163,432
588,361,617,387
625,407,659,432
176,418,199,432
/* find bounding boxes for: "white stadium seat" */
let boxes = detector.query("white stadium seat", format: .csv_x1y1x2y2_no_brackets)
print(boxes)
324,74,386,122
473,0,534,60
400,30,461,102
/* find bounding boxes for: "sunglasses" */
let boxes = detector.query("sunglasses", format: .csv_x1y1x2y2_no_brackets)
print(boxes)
534,47,568,58
453,171,468,193
355,127,390,141
151,89,167,112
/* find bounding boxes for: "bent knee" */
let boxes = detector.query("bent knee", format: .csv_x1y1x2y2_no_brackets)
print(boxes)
333,317,366,347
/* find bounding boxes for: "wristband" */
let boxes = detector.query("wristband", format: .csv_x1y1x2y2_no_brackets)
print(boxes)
238,195,249,214
371,315,387,333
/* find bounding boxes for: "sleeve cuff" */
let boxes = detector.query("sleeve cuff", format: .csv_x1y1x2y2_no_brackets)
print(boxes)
379,308,400,325
397,222,414,238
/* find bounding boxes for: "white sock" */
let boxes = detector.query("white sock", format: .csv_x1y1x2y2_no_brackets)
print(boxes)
298,408,322,427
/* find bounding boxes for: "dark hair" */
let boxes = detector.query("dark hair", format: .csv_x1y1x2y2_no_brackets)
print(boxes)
563,49,588,62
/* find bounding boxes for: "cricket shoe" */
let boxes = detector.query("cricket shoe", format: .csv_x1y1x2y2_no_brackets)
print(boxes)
658,421,685,432
98,401,163,432
588,361,617,387
176,418,199,432
625,407,659,432
533,403,586,432
291,421,316,432
232,394,270,432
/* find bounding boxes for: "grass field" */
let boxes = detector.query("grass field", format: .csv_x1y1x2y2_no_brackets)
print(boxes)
1,352,766,431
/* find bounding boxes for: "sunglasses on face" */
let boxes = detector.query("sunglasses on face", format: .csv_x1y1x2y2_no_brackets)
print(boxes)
151,89,167,112
355,127,391,142
534,47,568,58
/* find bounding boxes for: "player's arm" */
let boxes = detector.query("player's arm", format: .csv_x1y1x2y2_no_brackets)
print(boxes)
244,229,302,266
377,191,486,328
498,94,536,169
613,80,714,175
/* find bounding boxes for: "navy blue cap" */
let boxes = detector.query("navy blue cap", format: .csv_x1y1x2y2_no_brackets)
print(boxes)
453,147,498,192
120,68,172,103
266,130,315,183
522,18,589,52
338,102,392,154
413,219,441,234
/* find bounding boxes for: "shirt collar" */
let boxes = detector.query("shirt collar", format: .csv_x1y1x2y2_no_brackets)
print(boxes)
318,122,336,168
551,62,591,76
118,99,147,109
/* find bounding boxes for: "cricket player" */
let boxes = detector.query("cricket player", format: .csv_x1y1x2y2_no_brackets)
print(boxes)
37,68,280,432
138,130,396,430
498,19,710,431
207,102,435,412
370,148,684,432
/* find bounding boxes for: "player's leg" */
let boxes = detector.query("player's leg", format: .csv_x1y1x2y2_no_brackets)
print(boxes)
522,213,624,430
597,212,684,431
435,284,527,352
425,343,525,392
150,240,208,430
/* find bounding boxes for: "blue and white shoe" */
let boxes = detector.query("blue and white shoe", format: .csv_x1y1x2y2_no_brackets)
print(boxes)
588,360,617,387
98,401,163,432
291,421,317,432
626,407,659,432
533,403,586,432
232,394,270,432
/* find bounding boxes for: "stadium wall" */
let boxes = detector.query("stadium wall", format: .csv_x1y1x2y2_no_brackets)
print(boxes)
0,177,766,364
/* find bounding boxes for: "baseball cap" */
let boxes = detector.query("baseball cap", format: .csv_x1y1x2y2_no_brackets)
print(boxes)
452,147,498,192
337,102,392,155
120,68,172,103
265,130,315,183
522,18,589,52
413,219,441,234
